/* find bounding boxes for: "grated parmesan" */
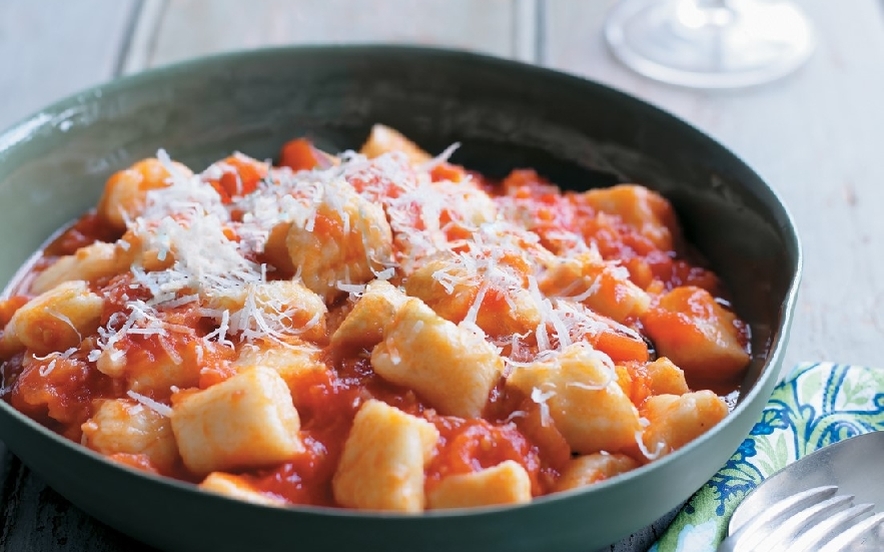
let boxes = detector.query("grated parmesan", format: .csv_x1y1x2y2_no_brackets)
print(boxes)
635,430,665,461
1,130,749,510
126,390,173,417
530,385,557,427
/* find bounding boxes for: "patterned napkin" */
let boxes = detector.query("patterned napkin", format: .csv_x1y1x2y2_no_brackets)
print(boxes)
650,362,884,551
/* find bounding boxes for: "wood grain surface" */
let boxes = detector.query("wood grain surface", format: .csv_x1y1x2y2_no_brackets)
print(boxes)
0,0,139,130
126,0,530,72
1,1,883,550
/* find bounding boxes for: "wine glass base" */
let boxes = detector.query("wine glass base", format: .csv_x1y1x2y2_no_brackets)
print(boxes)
604,0,815,89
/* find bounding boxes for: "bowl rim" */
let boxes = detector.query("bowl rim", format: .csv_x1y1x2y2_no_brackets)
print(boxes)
0,43,803,521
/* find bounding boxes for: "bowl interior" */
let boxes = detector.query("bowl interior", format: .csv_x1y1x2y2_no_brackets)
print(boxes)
0,46,800,552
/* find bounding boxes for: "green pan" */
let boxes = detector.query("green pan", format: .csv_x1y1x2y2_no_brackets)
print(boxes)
0,46,801,552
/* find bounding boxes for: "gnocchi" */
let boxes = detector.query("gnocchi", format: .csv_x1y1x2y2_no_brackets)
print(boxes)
333,399,439,512
427,460,532,510
81,398,179,474
170,367,303,476
372,298,505,418
506,343,642,454
0,128,751,512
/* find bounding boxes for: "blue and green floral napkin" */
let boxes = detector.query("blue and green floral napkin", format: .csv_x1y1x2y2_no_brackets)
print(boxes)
650,362,884,552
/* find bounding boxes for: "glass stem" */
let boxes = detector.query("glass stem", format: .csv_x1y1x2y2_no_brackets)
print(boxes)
676,0,736,28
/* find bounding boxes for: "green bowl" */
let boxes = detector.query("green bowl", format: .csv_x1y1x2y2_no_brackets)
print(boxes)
0,46,801,552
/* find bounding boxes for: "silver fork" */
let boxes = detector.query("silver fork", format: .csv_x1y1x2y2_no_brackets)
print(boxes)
718,485,884,552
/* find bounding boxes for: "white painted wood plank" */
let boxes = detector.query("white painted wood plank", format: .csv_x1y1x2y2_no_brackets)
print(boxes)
544,0,884,374
0,3,140,549
0,0,139,130
138,0,518,70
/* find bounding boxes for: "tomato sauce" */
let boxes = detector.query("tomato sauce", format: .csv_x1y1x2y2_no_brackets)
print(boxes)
0,134,751,510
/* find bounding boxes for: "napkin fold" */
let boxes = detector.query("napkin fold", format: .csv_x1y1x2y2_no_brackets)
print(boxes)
650,362,884,552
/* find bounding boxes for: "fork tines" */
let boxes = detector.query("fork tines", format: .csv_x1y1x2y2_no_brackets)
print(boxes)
718,485,884,552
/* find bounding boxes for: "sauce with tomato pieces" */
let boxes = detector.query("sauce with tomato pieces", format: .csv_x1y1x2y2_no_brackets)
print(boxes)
0,127,750,512
425,416,544,495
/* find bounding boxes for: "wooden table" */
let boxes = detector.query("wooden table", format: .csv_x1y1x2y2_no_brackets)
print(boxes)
2,1,883,550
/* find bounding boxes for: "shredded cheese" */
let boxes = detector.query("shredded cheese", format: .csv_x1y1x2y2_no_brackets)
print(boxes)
36,347,77,377
126,390,173,418
419,141,460,171
635,430,665,461
530,385,557,427
38,359,56,377
1,130,750,512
